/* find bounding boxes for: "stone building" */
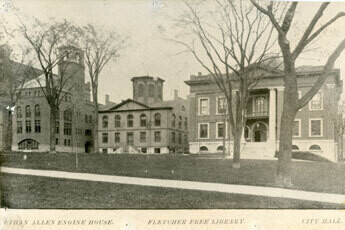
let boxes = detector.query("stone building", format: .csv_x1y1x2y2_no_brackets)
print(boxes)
98,76,189,154
12,46,95,153
185,66,342,162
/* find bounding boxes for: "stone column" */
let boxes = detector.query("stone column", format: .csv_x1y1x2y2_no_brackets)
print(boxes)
268,88,276,143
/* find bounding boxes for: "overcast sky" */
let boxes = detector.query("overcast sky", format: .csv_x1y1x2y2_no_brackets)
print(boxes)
3,0,345,104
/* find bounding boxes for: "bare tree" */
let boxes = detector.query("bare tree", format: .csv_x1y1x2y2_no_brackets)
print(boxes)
20,18,80,153
251,1,345,187
79,24,125,154
175,0,280,168
0,44,38,150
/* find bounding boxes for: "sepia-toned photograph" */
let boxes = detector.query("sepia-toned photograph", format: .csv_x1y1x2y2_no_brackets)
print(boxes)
1,0,345,212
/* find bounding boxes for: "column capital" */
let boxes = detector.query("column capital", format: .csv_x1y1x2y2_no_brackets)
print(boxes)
268,87,284,91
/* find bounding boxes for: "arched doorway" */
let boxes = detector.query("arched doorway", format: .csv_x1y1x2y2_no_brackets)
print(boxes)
85,141,92,153
252,122,268,142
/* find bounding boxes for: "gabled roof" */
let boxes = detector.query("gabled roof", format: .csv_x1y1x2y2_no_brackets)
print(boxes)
99,98,173,113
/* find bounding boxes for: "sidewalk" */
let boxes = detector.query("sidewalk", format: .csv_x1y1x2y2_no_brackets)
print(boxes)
2,166,345,204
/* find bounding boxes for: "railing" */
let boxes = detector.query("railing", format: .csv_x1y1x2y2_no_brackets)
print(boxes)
245,111,268,117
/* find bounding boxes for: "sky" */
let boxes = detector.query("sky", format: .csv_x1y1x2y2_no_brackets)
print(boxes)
2,0,345,104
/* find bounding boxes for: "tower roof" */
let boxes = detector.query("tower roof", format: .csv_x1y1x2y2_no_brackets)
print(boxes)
131,76,165,83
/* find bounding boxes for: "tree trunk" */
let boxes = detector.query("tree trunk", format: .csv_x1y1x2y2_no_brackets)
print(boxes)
232,127,242,168
49,106,57,153
6,111,13,151
276,88,297,187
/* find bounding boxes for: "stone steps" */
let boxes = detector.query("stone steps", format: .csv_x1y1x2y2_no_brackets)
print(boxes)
241,142,276,159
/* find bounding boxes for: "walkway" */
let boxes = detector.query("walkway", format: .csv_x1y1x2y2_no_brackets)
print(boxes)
2,167,345,204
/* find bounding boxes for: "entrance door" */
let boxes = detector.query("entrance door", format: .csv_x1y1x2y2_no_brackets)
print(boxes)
254,131,261,142
252,123,267,142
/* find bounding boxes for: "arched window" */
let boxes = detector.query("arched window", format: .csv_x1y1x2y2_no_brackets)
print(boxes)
309,145,321,151
35,105,40,117
172,114,176,127
292,145,299,151
184,118,188,129
140,114,147,127
255,97,266,115
149,84,155,97
127,114,134,127
178,116,182,129
138,84,144,97
115,115,121,127
199,146,208,152
25,105,31,117
217,146,225,151
102,115,108,128
154,113,161,126
18,139,39,150
17,106,22,118
64,109,72,121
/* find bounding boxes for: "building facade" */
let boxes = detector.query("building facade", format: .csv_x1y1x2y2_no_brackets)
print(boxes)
98,76,189,154
185,66,342,162
12,46,95,153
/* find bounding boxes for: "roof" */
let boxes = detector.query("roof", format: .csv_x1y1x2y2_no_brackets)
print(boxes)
22,73,59,89
185,65,340,86
131,76,165,83
99,98,173,113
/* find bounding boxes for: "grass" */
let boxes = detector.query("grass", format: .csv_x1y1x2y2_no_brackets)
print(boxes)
1,152,345,194
1,174,343,209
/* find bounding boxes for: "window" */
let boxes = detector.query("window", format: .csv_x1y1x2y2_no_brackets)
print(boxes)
34,120,41,133
56,138,59,145
217,97,226,114
178,116,182,129
216,122,226,138
154,148,161,154
85,129,92,137
115,115,121,127
140,114,147,127
67,139,71,146
154,113,161,126
114,132,120,143
102,133,108,143
309,119,323,137
18,139,39,150
199,98,209,115
102,148,108,154
184,134,188,144
34,105,40,117
64,123,72,135
17,121,22,134
310,92,323,110
64,139,67,146
154,131,161,142
127,132,134,145
149,84,155,97
25,121,31,133
172,132,176,143
138,84,144,97
102,115,108,128
17,106,22,118
293,120,301,137
64,109,72,121
141,147,147,153
140,132,146,143
199,123,209,139
127,114,133,127
199,146,208,152
25,105,31,117
184,118,188,130
178,133,182,144
309,145,322,151
217,146,225,152
172,114,176,127
56,122,60,134
89,115,92,123
292,145,299,151
85,115,88,123
244,126,250,140
254,97,267,115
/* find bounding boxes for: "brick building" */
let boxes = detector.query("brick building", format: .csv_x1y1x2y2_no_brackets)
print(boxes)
98,76,189,154
185,66,342,162
12,46,95,153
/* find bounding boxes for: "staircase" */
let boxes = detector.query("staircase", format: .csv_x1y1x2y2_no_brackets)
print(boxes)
114,145,140,154
241,142,276,160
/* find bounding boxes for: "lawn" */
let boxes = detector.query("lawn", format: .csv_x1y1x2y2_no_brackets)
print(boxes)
1,174,342,209
1,153,345,195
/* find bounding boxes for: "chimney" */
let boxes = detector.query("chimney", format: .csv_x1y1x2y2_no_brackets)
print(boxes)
198,72,202,76
174,90,178,99
105,94,110,105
